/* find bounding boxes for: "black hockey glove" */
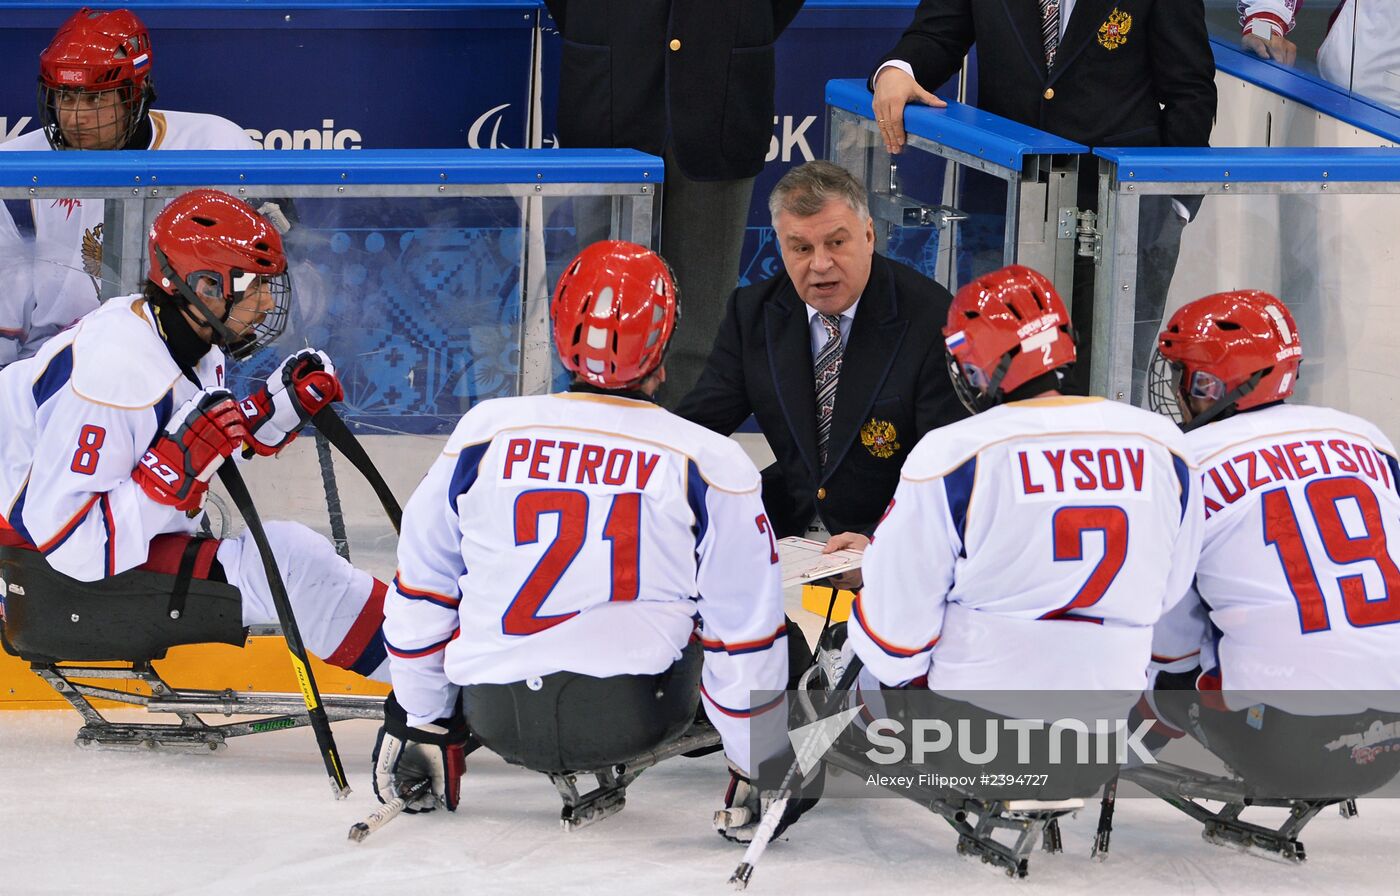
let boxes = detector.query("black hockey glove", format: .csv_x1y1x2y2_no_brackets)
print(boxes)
713,748,824,843
372,691,473,813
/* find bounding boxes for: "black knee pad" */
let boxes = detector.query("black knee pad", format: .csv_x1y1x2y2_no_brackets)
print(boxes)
463,641,703,773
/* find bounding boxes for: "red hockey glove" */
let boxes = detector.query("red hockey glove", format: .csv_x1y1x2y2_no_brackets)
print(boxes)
134,389,250,513
240,348,344,457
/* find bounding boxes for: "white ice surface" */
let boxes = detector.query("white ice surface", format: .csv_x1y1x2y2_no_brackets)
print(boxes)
2,709,1399,896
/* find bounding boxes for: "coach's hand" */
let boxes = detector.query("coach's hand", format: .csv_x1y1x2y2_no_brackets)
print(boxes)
871,66,945,155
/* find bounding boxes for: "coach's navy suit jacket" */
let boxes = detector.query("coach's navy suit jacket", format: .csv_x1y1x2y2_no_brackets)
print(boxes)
677,253,966,539
875,0,1216,151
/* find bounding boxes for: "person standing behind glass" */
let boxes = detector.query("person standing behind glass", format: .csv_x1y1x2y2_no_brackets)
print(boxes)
543,1,805,406
868,1,1217,404
1240,1,1400,111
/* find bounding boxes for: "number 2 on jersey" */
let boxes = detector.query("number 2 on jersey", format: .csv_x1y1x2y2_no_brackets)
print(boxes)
1262,479,1400,633
1041,506,1128,620
505,489,640,636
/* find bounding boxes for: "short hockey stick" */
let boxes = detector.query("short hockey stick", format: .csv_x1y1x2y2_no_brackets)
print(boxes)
312,406,402,533
348,779,431,843
218,463,351,799
1091,773,1118,860
729,656,865,890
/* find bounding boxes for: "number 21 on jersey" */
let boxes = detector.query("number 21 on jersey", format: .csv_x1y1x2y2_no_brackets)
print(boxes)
504,488,640,636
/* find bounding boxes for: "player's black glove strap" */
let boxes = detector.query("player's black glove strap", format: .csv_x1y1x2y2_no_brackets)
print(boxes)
715,746,824,843
372,691,477,813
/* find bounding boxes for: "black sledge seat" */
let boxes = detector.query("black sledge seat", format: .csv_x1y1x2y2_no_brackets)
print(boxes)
0,545,245,665
463,640,704,774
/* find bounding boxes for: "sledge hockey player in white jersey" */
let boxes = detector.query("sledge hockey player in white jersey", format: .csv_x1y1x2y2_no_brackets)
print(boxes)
0,188,390,681
374,241,814,839
0,7,262,367
1145,291,1400,795
848,264,1202,713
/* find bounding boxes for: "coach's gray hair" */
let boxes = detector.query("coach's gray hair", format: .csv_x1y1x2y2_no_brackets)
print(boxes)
768,160,870,222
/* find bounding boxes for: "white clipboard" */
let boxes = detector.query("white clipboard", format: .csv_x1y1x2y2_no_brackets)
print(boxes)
777,536,863,589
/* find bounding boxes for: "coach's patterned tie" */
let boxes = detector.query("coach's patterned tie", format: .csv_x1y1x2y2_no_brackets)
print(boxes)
1041,0,1061,69
814,313,844,467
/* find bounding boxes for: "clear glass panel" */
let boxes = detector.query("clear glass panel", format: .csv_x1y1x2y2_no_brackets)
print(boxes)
1110,188,1400,448
226,195,529,436
826,107,1013,296
1206,0,1400,111
0,183,655,579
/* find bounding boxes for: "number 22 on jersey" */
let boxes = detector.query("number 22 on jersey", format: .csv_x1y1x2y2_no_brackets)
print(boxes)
504,488,640,636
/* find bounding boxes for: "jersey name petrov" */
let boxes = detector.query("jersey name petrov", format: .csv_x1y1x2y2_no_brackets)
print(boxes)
502,437,661,490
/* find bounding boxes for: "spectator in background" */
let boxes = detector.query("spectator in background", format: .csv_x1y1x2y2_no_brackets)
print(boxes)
0,7,268,368
1239,0,1299,65
1240,1,1400,111
677,161,965,568
542,1,804,407
869,0,1217,404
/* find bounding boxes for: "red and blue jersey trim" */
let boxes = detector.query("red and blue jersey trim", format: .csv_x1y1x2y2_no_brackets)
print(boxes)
699,683,784,719
698,622,786,656
852,594,940,658
385,628,459,660
393,572,461,609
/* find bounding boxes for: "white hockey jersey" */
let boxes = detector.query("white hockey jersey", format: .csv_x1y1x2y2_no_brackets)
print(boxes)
1150,404,1400,709
0,295,225,580
850,396,1202,698
386,391,789,773
1318,1,1400,111
0,110,256,365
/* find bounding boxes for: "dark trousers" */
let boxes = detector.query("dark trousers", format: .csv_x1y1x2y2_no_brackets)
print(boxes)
1065,175,1188,403
574,144,754,406
1156,690,1400,799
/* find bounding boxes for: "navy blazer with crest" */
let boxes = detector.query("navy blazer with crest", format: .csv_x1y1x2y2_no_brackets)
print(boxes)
875,0,1216,151
676,253,966,539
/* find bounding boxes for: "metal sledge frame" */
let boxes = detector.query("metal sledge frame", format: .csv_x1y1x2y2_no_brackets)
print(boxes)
819,742,1082,878
544,726,721,831
793,666,1082,879
1123,760,1355,862
24,659,383,752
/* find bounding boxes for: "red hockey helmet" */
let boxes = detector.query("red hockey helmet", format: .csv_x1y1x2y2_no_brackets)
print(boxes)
942,264,1076,412
1156,290,1300,427
38,8,155,150
551,240,679,389
148,189,291,360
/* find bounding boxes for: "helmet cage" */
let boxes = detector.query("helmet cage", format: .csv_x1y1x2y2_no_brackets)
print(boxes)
37,79,152,150
37,7,155,150
152,245,291,360
945,349,1013,415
